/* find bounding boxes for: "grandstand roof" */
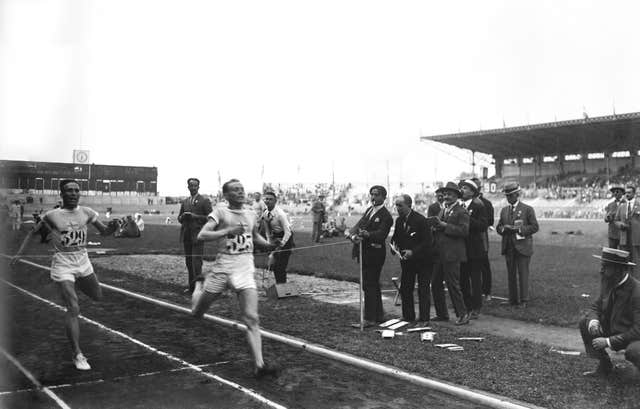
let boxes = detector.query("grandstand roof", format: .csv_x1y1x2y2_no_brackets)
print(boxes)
421,112,640,158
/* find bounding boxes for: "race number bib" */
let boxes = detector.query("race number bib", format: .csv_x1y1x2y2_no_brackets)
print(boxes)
60,229,87,248
225,233,253,254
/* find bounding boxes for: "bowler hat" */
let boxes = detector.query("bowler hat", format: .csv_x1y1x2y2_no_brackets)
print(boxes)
609,184,625,193
502,182,521,195
592,247,636,266
459,179,479,194
436,181,462,197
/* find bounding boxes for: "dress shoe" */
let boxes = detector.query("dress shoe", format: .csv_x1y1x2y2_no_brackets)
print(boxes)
469,310,480,320
484,294,492,302
582,359,613,377
350,320,377,329
455,313,471,325
430,316,449,322
414,321,430,328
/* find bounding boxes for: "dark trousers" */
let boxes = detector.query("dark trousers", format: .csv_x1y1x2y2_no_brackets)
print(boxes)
399,260,433,322
183,239,204,292
312,221,322,242
460,258,483,312
608,237,620,249
273,236,294,283
504,249,530,304
479,255,492,295
579,318,640,369
432,260,466,318
362,249,385,322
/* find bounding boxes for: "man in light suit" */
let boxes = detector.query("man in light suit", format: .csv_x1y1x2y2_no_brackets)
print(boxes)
580,247,640,377
496,182,539,307
347,185,393,327
390,194,434,324
178,178,213,294
604,185,624,249
615,185,640,274
431,182,470,325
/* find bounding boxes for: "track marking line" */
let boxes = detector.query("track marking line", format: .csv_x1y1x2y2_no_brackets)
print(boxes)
0,347,72,409
0,361,235,396
1,279,287,409
3,254,543,409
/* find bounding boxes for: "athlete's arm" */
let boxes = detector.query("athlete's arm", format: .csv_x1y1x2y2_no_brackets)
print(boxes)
11,218,47,265
252,222,275,250
197,218,244,242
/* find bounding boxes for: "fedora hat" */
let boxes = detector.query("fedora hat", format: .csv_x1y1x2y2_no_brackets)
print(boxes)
592,247,636,266
609,184,625,193
459,179,479,194
436,181,462,197
502,181,521,195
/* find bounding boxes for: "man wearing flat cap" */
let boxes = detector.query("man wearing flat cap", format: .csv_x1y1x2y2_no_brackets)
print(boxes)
431,181,471,325
347,185,393,327
458,179,488,319
496,182,539,307
605,185,625,249
580,247,640,377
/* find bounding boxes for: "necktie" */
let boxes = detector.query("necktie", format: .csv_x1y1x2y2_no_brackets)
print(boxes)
364,207,373,220
509,205,515,222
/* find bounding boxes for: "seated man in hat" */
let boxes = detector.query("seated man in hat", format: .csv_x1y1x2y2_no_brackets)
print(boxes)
579,247,640,377
605,185,625,249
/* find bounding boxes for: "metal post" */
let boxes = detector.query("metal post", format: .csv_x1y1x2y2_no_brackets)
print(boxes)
359,240,364,331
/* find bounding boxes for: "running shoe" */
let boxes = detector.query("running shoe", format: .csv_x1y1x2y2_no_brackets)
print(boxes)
73,353,91,371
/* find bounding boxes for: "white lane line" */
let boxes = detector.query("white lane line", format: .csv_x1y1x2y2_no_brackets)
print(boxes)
0,362,234,396
0,347,72,409
1,279,287,409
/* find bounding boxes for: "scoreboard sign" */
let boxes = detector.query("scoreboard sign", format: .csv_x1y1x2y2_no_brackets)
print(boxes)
73,150,90,164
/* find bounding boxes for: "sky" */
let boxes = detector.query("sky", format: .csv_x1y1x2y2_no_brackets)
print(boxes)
1,0,639,196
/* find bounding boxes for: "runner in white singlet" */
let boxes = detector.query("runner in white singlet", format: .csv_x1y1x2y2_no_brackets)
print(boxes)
12,179,118,371
191,179,279,379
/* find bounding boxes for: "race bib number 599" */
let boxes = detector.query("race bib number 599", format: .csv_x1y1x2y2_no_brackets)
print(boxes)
225,233,253,254
60,229,87,247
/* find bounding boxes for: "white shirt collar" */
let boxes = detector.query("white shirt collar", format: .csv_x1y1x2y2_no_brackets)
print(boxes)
618,273,630,287
463,198,473,207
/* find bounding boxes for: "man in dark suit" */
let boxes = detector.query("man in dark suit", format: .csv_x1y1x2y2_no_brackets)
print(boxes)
496,182,539,307
605,185,625,249
311,195,327,243
580,247,640,377
458,180,488,319
431,181,470,325
178,178,213,293
614,185,640,274
427,191,444,218
390,194,434,324
472,177,495,301
347,185,393,327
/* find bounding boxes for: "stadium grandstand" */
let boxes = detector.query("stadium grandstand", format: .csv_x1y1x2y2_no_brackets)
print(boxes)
421,111,640,219
0,159,158,207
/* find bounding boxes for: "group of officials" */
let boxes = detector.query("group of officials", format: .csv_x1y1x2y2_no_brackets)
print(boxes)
346,179,539,328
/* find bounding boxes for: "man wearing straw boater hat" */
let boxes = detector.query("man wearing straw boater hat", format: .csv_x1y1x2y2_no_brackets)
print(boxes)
496,181,539,307
579,247,640,377
604,185,625,249
431,181,471,325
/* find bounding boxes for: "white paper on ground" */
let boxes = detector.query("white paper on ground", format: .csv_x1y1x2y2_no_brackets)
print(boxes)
407,327,432,332
420,331,436,342
447,346,464,351
379,318,401,328
388,321,409,330
381,330,395,338
435,343,459,348
458,337,484,342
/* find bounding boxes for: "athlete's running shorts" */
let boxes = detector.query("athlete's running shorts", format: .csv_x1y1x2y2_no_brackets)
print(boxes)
203,254,256,293
50,251,94,282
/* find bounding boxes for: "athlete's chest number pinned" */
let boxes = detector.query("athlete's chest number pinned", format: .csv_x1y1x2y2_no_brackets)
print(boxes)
226,233,253,254
60,229,86,247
